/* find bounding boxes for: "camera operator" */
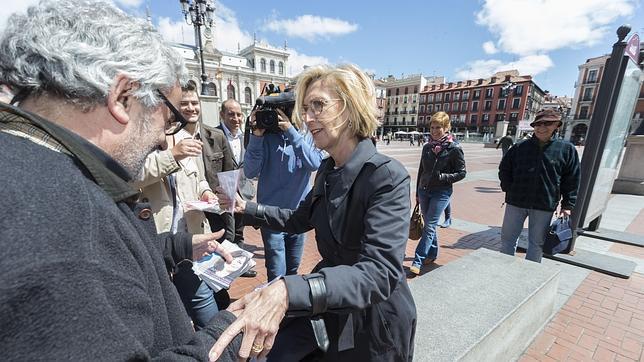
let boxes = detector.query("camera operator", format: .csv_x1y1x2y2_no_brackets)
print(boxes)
245,103,323,282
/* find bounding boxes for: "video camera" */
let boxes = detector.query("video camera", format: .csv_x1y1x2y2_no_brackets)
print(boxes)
253,83,295,134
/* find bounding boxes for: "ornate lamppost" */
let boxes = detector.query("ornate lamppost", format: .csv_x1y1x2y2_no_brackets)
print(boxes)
179,0,215,96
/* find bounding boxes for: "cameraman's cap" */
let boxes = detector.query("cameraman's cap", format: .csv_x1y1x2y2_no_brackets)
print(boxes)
530,109,562,127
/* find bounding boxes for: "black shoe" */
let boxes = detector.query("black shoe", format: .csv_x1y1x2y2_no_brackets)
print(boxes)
240,269,257,278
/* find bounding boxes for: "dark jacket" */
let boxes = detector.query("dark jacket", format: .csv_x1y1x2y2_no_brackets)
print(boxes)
416,141,467,191
245,139,416,361
499,136,580,212
0,103,241,361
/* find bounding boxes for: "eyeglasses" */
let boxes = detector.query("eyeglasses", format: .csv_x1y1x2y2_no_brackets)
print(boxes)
156,89,188,135
532,121,559,127
300,98,342,118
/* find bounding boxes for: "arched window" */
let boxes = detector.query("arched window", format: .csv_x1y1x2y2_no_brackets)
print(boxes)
205,82,217,96
269,60,275,74
227,84,235,100
244,87,252,104
260,58,266,73
278,61,284,75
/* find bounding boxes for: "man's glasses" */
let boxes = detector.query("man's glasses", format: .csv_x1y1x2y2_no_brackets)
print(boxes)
532,121,559,127
156,89,188,135
300,98,342,118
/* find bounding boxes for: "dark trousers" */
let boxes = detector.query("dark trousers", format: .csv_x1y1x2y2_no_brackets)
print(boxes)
205,212,235,244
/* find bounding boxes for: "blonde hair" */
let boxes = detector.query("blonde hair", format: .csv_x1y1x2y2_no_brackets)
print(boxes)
293,64,379,139
430,111,451,131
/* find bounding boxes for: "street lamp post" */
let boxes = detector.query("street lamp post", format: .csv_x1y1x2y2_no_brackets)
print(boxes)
179,0,215,96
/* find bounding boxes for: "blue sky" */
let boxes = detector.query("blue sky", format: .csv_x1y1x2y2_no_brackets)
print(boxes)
1,0,642,97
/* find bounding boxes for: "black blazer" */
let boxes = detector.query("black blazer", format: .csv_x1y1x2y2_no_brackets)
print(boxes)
416,141,466,191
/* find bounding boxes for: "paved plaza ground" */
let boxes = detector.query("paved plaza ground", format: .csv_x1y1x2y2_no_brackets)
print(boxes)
228,140,644,361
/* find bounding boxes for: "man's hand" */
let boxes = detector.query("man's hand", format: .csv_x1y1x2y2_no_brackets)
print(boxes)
216,186,247,214
209,280,289,361
191,231,233,263
559,208,572,218
249,111,265,137
201,190,218,204
172,139,203,161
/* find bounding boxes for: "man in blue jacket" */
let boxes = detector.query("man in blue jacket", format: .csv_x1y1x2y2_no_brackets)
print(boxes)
498,109,580,263
245,108,323,281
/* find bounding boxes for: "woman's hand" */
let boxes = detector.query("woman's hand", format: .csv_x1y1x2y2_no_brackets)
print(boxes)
191,231,233,263
209,280,289,361
216,186,247,214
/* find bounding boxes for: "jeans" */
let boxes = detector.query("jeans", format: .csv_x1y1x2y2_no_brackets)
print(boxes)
412,187,453,267
261,228,306,282
500,203,554,263
173,261,219,329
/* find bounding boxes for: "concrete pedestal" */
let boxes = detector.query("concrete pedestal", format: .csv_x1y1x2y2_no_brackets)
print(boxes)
613,135,644,195
495,120,509,138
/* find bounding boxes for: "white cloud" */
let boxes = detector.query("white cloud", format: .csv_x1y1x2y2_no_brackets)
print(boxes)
456,54,553,79
287,49,330,77
266,15,358,41
482,41,498,54
114,0,144,7
158,17,195,45
476,0,635,55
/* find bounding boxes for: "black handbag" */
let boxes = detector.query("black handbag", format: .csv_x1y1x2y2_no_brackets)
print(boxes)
543,216,573,255
409,202,423,240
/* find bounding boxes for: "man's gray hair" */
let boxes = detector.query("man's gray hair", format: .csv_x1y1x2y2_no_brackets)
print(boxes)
0,0,188,110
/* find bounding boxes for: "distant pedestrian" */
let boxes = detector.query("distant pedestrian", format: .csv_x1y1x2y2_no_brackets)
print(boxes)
410,111,467,276
418,135,424,147
499,109,580,263
409,136,415,146
496,131,514,156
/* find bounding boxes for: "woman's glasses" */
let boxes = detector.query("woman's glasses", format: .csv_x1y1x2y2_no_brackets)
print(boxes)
532,121,559,127
300,98,342,118
156,89,188,135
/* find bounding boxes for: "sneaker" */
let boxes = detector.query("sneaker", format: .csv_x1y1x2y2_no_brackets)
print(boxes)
409,265,420,275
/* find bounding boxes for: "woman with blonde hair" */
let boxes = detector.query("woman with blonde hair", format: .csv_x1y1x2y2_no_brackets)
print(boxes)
210,64,416,361
409,111,466,276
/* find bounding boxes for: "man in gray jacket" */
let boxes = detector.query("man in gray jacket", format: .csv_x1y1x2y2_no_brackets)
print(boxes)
0,1,241,359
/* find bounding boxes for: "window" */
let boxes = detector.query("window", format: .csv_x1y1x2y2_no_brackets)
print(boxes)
413,94,417,103
435,104,441,111
514,85,523,96
482,113,489,122
205,82,217,96
512,98,521,109
445,93,450,102
428,94,434,102
471,101,479,112
427,104,433,113
435,93,442,102
587,69,597,83
395,97,399,105
226,84,235,100
470,114,478,123
461,102,468,112
495,113,505,121
260,58,266,73
269,60,275,74
278,61,284,75
452,102,459,112
444,103,450,112
462,91,470,100
244,87,252,104
509,113,518,121
484,100,492,111
485,88,494,98
411,116,415,124
396,88,400,96
579,106,589,119
420,105,425,113
454,92,460,101
405,87,409,95
414,86,418,93
402,117,406,124
420,95,426,103
387,89,391,96
583,88,593,101
403,96,408,103
473,89,481,98
498,99,506,110
393,117,397,125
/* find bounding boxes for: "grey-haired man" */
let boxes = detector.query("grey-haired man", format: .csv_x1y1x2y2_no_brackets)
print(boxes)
0,0,241,360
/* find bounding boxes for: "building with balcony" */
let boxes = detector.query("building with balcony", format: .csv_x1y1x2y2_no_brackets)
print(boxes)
381,74,445,133
417,70,545,136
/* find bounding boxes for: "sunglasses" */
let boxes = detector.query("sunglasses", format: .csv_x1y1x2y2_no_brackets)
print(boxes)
156,89,188,135
532,121,559,127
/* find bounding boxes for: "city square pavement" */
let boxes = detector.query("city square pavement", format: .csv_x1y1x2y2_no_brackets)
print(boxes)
228,140,644,361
